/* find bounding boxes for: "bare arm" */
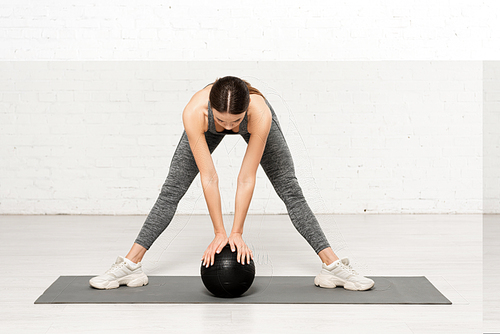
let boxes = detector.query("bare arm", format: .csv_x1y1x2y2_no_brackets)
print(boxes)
232,97,272,235
182,95,225,235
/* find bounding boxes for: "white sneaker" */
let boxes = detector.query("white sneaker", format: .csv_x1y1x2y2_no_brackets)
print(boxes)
314,257,374,291
89,256,148,290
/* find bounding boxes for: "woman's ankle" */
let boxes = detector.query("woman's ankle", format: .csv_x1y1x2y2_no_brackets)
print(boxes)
318,247,339,266
125,243,147,263
125,256,141,264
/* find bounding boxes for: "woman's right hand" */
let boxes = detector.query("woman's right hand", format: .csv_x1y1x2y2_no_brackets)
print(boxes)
202,233,229,268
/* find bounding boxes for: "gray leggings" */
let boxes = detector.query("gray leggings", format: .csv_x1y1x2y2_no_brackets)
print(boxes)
134,108,331,254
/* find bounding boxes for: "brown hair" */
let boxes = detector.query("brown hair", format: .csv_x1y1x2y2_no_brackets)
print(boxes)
209,76,265,115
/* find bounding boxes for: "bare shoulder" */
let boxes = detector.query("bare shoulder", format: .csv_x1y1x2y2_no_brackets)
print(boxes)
182,87,210,133
248,94,272,134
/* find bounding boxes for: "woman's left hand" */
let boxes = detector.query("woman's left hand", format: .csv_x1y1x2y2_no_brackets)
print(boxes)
228,232,254,265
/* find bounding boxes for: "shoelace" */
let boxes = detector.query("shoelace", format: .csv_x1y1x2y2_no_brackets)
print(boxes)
340,262,359,275
105,262,127,275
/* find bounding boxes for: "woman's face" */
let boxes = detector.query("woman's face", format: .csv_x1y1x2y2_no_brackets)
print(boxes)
212,108,246,130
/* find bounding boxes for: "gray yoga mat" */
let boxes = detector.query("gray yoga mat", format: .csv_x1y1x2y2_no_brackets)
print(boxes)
35,276,451,304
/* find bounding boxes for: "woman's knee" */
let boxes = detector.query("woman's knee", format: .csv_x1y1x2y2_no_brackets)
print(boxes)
159,180,190,204
274,176,305,204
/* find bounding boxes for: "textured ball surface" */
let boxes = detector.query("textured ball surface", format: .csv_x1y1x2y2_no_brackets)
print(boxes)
200,244,255,298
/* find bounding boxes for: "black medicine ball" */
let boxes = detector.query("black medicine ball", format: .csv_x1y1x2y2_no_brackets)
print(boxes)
200,243,255,298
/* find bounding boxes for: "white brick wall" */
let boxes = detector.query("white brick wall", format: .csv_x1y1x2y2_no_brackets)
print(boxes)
0,1,497,60
0,61,483,214
0,0,500,61
484,62,500,213
0,1,495,214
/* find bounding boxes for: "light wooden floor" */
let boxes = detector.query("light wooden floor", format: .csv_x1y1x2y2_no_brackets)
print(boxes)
484,214,500,334
0,214,488,334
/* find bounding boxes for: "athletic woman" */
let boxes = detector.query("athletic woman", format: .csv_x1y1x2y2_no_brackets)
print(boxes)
89,76,374,291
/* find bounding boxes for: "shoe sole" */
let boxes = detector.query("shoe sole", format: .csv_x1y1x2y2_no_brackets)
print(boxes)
314,274,374,291
89,273,149,290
